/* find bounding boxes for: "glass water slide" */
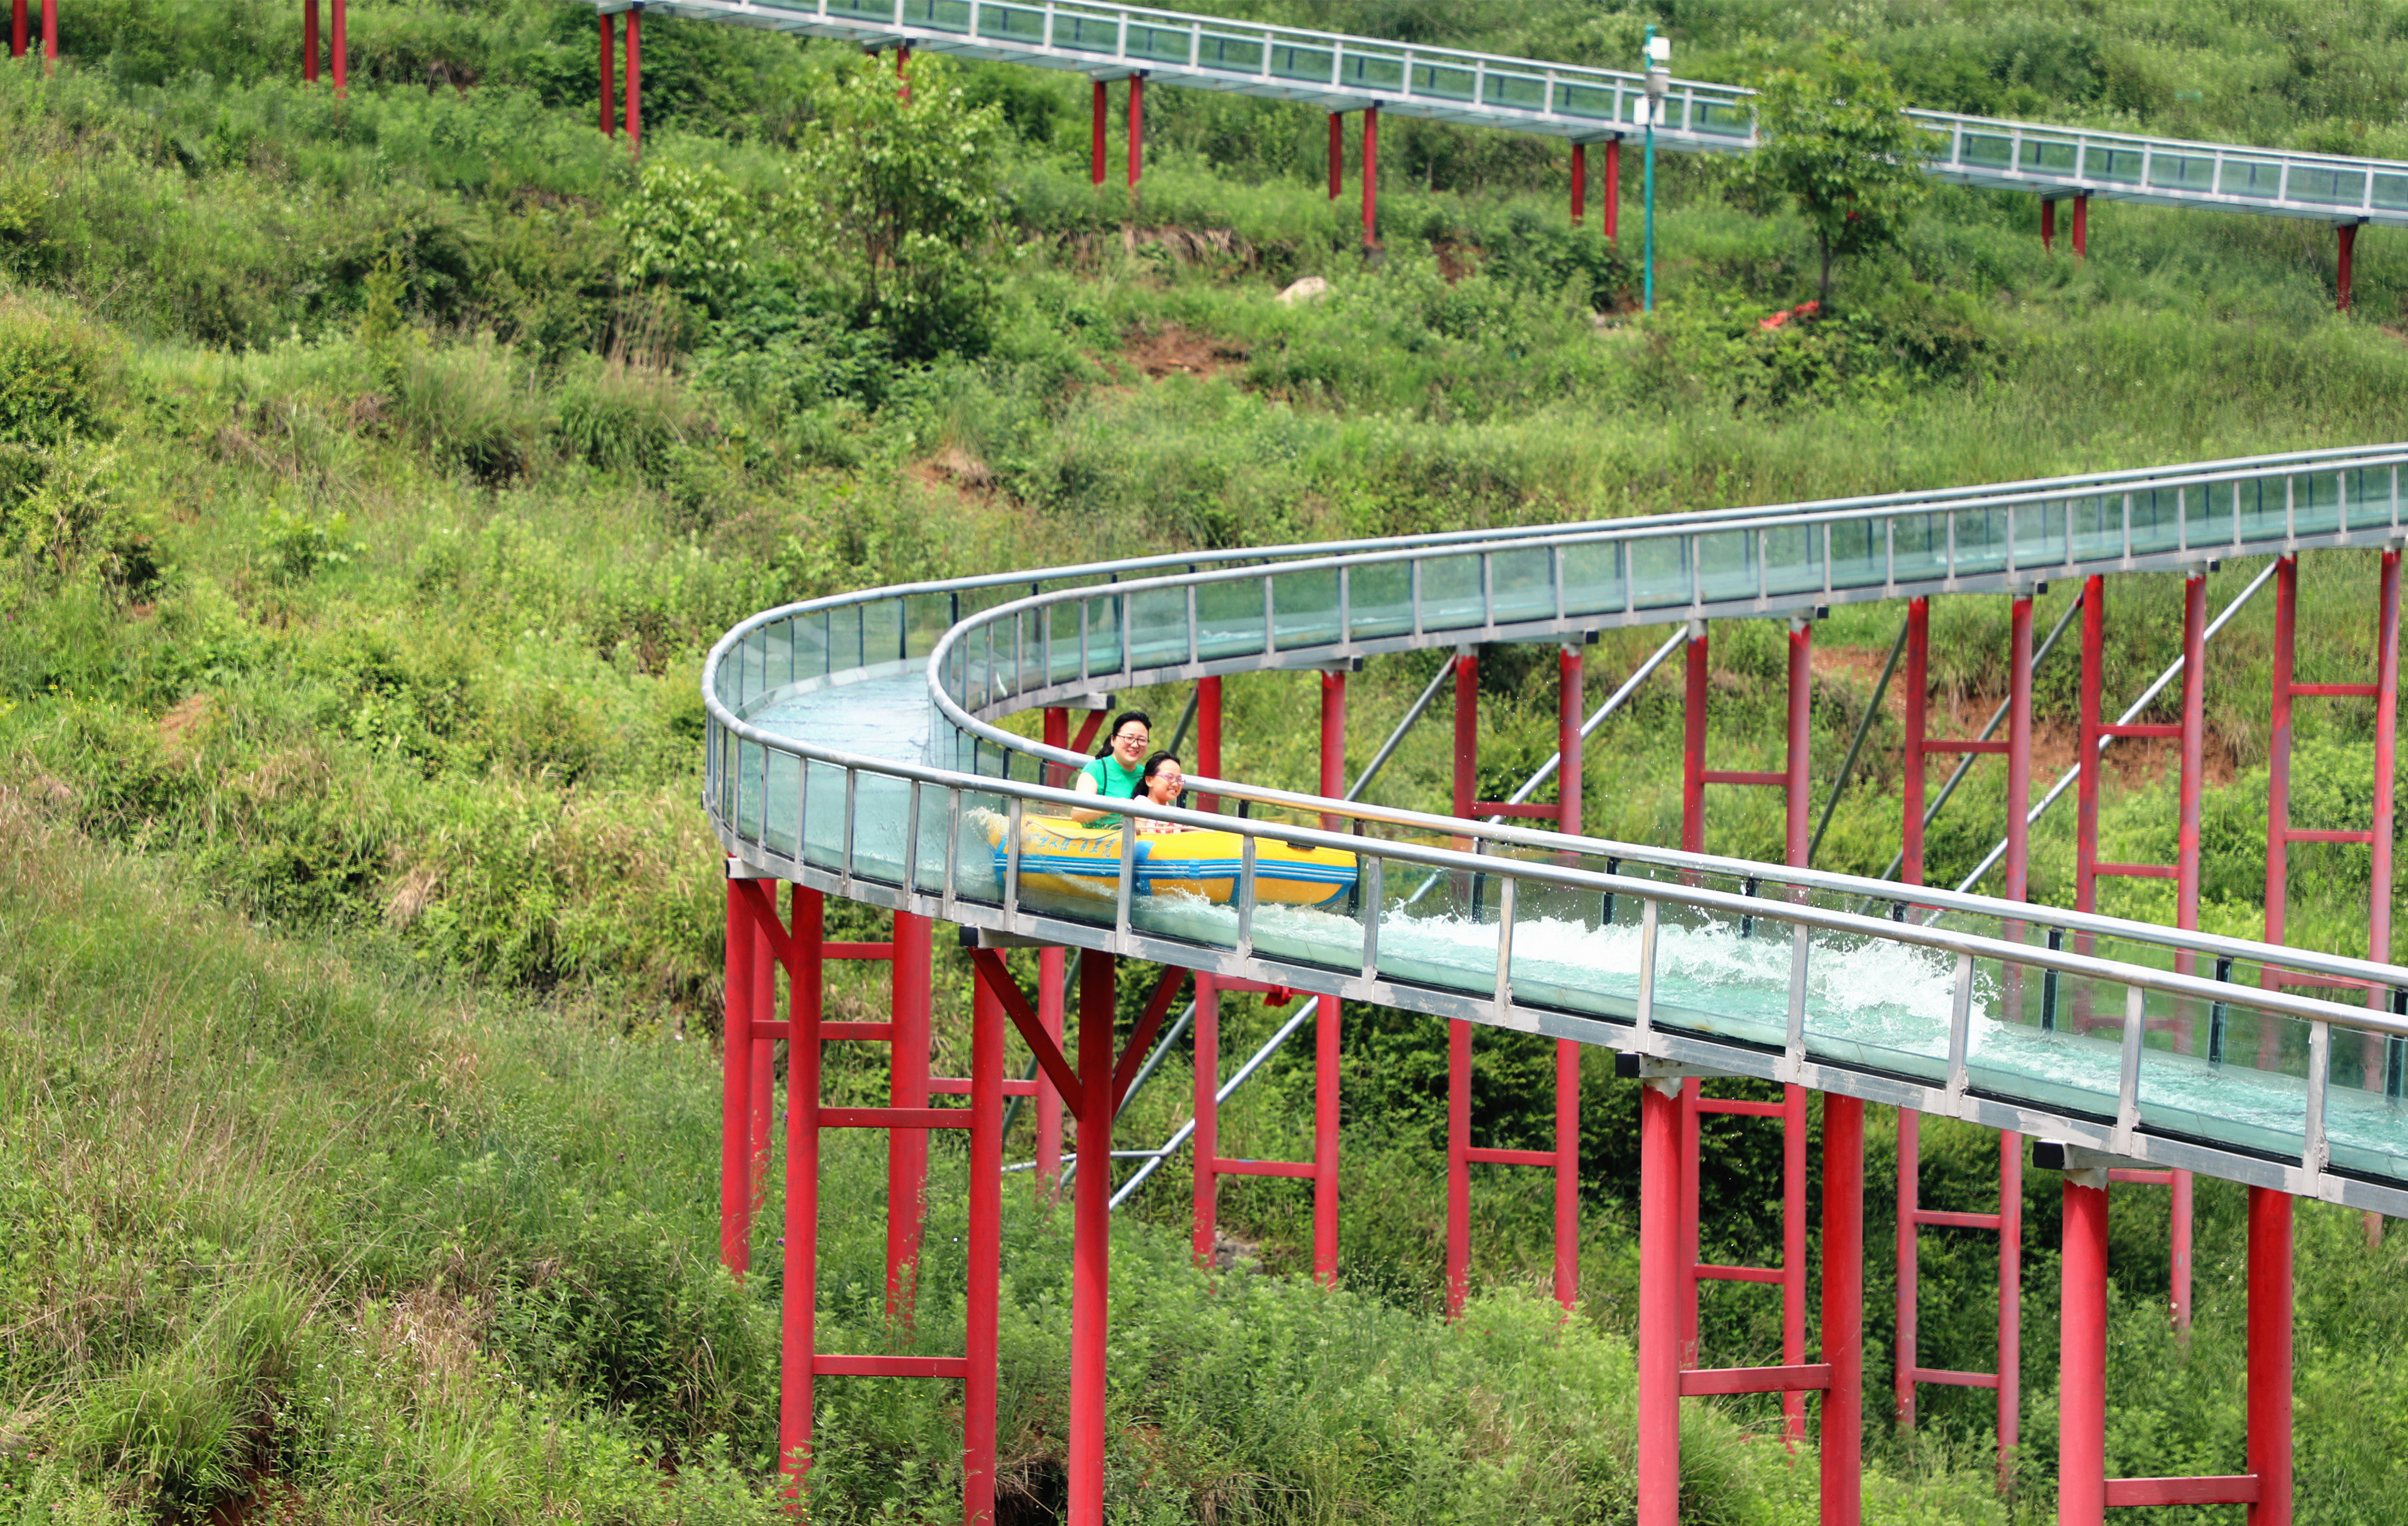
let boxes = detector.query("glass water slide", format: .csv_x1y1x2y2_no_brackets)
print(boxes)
586,0,2408,227
705,444,2408,1217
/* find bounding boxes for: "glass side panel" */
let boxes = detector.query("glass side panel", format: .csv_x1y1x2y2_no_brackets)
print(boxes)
974,3,1046,42
950,790,1012,907
1828,519,1883,591
1269,41,1335,83
1950,507,2009,577
1084,592,1124,676
825,0,891,18
1339,50,1405,92
790,611,832,686
1695,100,1753,139
1030,606,1066,688
2290,166,2368,207
2084,144,2144,184
1271,567,1342,650
2343,465,2394,531
2221,158,2283,199
1962,959,2128,1121
1420,554,1485,631
1054,6,1122,55
2325,1023,2408,1185
1195,31,1263,71
1128,587,1191,670
762,747,803,861
1695,529,1757,604
1507,875,1637,1025
1197,578,1268,660
1490,547,1554,625
2235,476,2285,544
1350,560,1415,638
905,593,951,660
1890,512,1947,584
2376,173,2408,212
1762,522,1823,599
2012,499,2066,570
2062,494,2114,561
1411,60,1476,101
863,598,904,668
2148,152,2214,191
2181,482,2231,549
2021,138,2077,174
1561,541,1624,617
2296,471,2342,536
1484,70,1547,112
1374,855,1502,997
1961,132,2013,168
1127,22,1191,64
849,772,917,888
902,0,972,34
801,760,850,872
828,604,864,677
1630,536,1693,609
1556,81,1617,121
2129,488,2182,555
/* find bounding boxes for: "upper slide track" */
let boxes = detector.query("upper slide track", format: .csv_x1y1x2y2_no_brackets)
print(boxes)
705,444,2408,1219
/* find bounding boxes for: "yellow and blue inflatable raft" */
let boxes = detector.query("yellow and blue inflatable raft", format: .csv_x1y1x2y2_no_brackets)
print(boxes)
979,813,1357,909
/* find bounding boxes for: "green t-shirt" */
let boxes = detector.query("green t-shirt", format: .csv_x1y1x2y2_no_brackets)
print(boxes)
1079,754,1142,828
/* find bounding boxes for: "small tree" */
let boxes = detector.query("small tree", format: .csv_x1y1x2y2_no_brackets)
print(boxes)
787,54,1007,359
1736,43,1931,306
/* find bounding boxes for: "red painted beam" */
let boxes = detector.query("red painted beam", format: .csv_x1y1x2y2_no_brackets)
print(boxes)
2104,1476,2259,1507
1678,1363,1833,1397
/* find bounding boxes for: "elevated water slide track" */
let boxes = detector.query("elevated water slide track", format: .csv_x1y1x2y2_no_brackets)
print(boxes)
588,0,2408,284
711,444,2408,1523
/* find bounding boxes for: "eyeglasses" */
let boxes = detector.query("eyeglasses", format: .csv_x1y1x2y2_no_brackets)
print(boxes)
1114,730,1149,744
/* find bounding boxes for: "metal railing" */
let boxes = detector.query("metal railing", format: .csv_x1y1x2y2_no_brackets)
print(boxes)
592,0,2408,225
706,442,2408,1218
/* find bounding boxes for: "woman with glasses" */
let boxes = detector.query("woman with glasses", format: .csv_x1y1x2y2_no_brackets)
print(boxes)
1069,709,1150,827
1129,750,1196,833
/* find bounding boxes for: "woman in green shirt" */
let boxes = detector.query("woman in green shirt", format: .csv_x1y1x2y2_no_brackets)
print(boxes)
1069,709,1150,828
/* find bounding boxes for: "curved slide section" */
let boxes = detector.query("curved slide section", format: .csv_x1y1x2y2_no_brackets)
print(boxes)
708,442,2408,1217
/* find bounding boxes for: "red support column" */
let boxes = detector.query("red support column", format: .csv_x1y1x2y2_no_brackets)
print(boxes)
1091,79,1107,188
2246,1187,2294,1526
1328,111,1343,200
1681,623,1708,853
1571,142,1587,226
598,14,615,134
1126,73,1144,188
780,886,825,1489
622,7,638,157
1313,990,1340,1286
964,954,1004,1526
2076,576,2106,914
1819,1095,1865,1526
1191,973,1219,1266
2338,223,2358,314
2006,596,2034,903
1894,1109,1921,1431
2072,193,2088,258
720,874,756,1275
1603,139,1621,243
2041,197,2056,254
751,903,778,1207
896,41,911,103
1635,1078,1681,1526
39,0,51,68
1451,647,1478,819
306,0,321,83
1552,1037,1579,1312
1361,105,1380,248
1780,615,1812,1441
1195,676,1223,818
1319,668,1346,829
326,0,342,93
1786,618,1812,867
10,0,22,61
2372,551,2400,977
2170,574,2207,1331
1068,950,1116,1526
1903,597,1929,885
2059,1169,2111,1526
887,911,934,1325
1444,1013,1470,1315
1559,643,1585,841
1995,1130,2023,1492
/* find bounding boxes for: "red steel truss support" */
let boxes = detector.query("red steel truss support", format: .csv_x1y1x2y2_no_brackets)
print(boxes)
1328,111,1343,199
896,40,912,102
1069,949,1115,1525
9,0,21,62
721,872,757,1273
886,911,934,1323
1603,139,1621,242
2338,223,2359,313
2041,197,2056,254
1319,667,1346,829
1895,591,2026,1486
2076,573,2204,1326
1571,142,1586,225
621,7,638,156
1192,975,1342,1284
1361,105,1380,247
2057,1157,2291,1524
1195,675,1223,817
37,0,50,67
1126,72,1144,188
327,0,342,93
1444,644,1583,1315
598,13,615,134
1190,972,1220,1265
306,0,320,83
1673,617,1812,1439
1640,1074,1859,1523
780,886,822,1489
2072,193,2088,258
1089,79,1106,187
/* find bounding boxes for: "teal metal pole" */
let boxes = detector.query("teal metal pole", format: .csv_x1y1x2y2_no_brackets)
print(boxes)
1644,118,1656,311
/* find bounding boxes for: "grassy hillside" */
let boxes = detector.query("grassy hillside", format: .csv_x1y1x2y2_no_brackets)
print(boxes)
5,2,2408,1520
